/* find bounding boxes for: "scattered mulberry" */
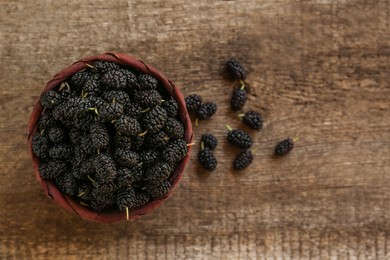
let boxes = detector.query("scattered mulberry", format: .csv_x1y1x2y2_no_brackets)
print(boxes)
226,58,247,80
227,128,252,149
117,187,137,210
94,153,117,183
113,115,142,136
89,123,110,150
145,131,169,148
162,139,188,165
140,150,159,167
242,111,263,130
125,102,143,119
198,147,217,171
92,60,120,74
102,90,130,106
197,102,217,120
100,70,127,89
56,172,78,196
185,94,202,112
146,181,171,198
48,126,66,143
114,148,140,167
162,98,178,117
231,87,247,111
83,73,101,95
114,135,132,149
164,118,184,139
142,106,168,133
135,90,162,108
49,144,73,160
201,134,218,150
32,133,50,160
39,160,67,179
145,162,172,184
275,138,294,155
233,150,253,170
68,69,91,89
138,74,158,90
40,90,62,109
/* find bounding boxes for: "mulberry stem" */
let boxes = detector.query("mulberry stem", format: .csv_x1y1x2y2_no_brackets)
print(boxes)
226,125,232,131
77,191,86,197
201,141,204,151
138,130,148,137
195,118,199,127
87,175,95,183
238,114,245,118
80,201,89,207
141,108,150,113
85,63,94,69
126,207,129,221
187,142,196,147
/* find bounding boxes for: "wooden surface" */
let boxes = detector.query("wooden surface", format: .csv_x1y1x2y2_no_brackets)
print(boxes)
1,0,390,259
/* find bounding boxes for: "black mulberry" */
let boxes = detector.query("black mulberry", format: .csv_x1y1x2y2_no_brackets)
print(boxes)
32,133,50,160
146,181,171,198
121,69,139,89
140,150,159,167
114,148,140,167
116,167,143,189
49,144,73,160
92,61,120,73
94,153,117,183
185,94,202,112
197,102,217,120
162,98,178,117
226,58,247,80
275,138,294,155
55,172,78,196
162,139,188,165
83,73,101,95
135,90,162,108
138,74,158,90
241,111,263,130
113,115,142,136
124,102,143,119
102,90,130,106
227,127,252,149
233,150,253,170
100,70,127,89
198,147,217,171
115,135,132,149
231,87,247,111
131,135,145,151
94,182,118,194
164,118,184,139
89,123,110,150
145,162,172,184
142,106,168,133
48,126,66,143
116,187,137,211
201,134,218,150
145,131,170,148
68,69,91,89
99,102,124,122
38,111,56,131
39,160,67,179
40,90,62,109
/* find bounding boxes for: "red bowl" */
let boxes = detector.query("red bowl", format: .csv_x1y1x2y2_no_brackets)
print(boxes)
27,53,193,223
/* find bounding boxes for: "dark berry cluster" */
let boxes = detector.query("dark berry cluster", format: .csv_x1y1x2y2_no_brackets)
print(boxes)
32,60,189,215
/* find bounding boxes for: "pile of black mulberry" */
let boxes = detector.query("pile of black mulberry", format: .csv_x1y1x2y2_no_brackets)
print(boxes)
32,60,188,214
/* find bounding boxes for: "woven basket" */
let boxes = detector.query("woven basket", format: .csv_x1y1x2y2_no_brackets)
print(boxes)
27,53,193,223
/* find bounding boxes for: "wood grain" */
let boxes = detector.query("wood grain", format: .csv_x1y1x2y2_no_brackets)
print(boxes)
1,0,390,259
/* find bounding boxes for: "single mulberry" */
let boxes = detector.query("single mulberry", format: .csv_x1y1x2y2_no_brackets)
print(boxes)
40,90,62,109
146,181,171,198
227,126,252,149
124,101,143,119
98,102,124,122
83,73,101,95
102,90,130,106
38,111,56,131
197,102,217,120
116,167,142,189
49,144,73,160
145,162,172,184
100,70,127,89
198,147,217,171
231,87,247,111
113,115,142,136
92,60,120,73
55,172,78,196
162,139,188,165
121,69,139,89
141,106,168,133
275,138,294,155
226,58,247,80
39,160,67,179
185,94,202,112
164,117,184,139
138,74,158,90
131,135,145,151
72,113,95,131
233,150,253,170
79,156,96,176
94,153,117,183
94,182,118,194
68,69,91,89
201,134,218,150
32,133,50,160
91,188,116,211
140,150,159,167
114,148,140,167
116,187,137,211
115,135,132,149
145,131,170,148
135,90,162,108
162,98,178,117
241,111,263,130
48,126,66,143
89,123,110,150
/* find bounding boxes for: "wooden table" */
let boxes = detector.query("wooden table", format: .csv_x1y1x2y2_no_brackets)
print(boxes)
1,0,390,259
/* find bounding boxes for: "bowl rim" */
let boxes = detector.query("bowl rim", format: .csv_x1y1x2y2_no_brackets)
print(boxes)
27,53,193,223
